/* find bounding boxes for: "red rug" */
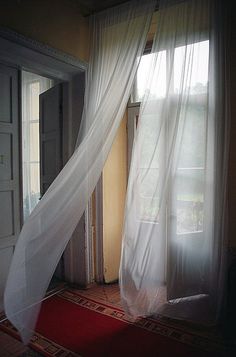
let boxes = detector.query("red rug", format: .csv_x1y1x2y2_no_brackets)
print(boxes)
0,289,226,357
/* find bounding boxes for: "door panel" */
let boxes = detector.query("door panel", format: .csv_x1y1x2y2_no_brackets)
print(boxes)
0,63,20,308
40,84,64,280
40,84,63,196
0,133,13,180
0,191,14,238
42,139,57,174
0,72,12,123
0,247,14,310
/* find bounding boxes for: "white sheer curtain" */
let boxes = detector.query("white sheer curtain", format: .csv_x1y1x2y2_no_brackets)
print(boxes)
120,0,230,325
4,0,156,344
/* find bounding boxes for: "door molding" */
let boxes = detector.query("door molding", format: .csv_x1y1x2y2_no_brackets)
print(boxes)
0,26,87,80
95,176,104,283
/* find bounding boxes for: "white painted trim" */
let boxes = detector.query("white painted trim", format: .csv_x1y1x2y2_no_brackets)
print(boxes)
127,105,140,174
85,201,95,284
0,237,18,250
0,26,87,80
95,176,104,283
0,26,87,70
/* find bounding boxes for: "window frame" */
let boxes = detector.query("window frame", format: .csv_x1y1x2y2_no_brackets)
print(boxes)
128,39,209,238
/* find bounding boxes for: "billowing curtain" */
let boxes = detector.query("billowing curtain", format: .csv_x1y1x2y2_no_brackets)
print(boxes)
120,0,230,324
4,0,156,344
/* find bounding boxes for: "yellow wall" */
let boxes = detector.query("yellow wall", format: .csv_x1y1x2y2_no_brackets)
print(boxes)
0,0,89,62
103,112,128,283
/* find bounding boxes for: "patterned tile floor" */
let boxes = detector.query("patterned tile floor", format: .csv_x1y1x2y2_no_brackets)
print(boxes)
74,282,121,306
0,329,42,356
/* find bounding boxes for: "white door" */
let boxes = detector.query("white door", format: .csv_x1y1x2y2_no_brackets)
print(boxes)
128,104,207,301
0,63,21,309
39,84,64,280
39,84,63,196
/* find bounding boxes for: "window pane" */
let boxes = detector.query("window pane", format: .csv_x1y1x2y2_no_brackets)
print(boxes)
174,40,209,94
23,163,40,219
138,111,164,222
30,82,40,120
178,98,207,168
139,113,163,168
132,51,166,103
30,122,39,162
176,168,204,234
30,163,40,197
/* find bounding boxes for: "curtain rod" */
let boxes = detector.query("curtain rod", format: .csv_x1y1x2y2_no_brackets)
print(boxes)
85,0,160,17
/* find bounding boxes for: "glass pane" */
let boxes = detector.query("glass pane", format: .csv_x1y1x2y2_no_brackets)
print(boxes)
30,122,39,162
174,40,209,94
178,98,207,168
131,51,166,103
139,113,163,169
30,82,40,120
138,167,161,222
138,113,164,222
175,168,204,234
30,163,40,199
22,163,40,219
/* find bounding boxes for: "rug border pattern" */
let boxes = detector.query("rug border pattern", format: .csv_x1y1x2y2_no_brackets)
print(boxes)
58,289,226,354
0,289,228,356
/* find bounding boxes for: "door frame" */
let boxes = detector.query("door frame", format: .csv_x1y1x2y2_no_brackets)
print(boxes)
93,108,133,285
0,26,90,286
94,176,104,283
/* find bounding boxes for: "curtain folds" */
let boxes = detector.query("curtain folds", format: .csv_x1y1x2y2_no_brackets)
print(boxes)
4,0,156,344
120,0,230,325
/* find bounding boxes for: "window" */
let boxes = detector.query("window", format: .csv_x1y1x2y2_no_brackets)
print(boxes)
129,40,209,234
173,41,209,235
22,71,53,220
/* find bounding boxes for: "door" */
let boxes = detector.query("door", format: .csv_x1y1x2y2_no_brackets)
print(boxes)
40,84,63,196
128,106,206,300
0,64,21,309
39,84,64,280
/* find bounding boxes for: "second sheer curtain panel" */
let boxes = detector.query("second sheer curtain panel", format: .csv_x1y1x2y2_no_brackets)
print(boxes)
120,0,229,325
